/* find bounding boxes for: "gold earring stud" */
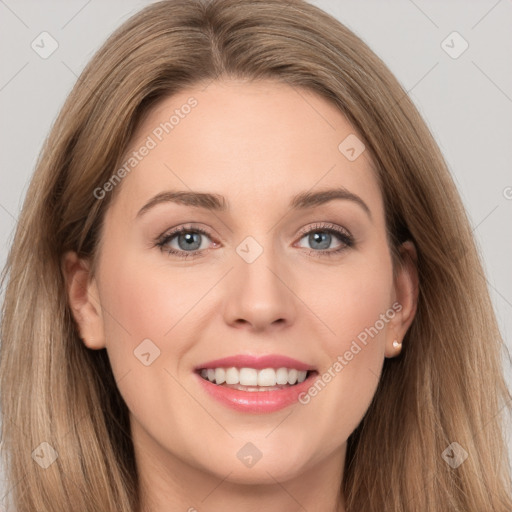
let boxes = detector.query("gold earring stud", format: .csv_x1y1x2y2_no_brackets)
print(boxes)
392,339,402,350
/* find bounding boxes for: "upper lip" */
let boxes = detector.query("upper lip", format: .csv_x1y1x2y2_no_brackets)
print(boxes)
194,354,315,372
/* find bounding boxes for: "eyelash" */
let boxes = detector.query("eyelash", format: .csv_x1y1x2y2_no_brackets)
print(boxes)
155,222,355,260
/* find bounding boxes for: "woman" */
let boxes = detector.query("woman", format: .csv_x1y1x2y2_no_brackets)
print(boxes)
1,0,511,510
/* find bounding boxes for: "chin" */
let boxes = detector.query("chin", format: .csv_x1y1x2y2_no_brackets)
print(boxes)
197,440,314,485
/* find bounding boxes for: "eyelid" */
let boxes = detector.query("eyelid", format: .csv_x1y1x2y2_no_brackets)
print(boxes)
156,223,218,244
295,221,352,239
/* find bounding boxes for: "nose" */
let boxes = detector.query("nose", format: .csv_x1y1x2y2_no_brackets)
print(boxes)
222,245,297,332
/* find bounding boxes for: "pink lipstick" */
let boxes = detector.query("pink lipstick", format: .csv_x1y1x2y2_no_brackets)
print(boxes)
194,354,318,413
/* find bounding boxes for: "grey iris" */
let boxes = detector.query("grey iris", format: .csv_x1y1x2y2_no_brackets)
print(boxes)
309,232,331,250
178,232,202,251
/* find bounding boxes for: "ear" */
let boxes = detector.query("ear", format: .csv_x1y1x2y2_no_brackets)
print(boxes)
61,251,105,350
385,240,419,358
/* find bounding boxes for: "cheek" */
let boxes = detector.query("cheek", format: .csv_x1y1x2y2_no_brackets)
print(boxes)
297,251,394,438
309,249,394,353
98,252,208,343
95,249,214,399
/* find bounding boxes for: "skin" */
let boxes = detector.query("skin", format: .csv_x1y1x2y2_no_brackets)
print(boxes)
63,79,418,512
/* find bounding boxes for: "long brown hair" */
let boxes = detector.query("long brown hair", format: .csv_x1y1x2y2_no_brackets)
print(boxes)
1,1,511,510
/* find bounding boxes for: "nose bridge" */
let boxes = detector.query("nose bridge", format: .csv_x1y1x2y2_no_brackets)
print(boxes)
222,234,296,330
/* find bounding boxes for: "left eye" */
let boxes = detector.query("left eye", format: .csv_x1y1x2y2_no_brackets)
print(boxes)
296,229,346,251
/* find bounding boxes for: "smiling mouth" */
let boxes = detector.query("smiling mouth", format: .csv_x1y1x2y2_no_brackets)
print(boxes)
196,367,318,391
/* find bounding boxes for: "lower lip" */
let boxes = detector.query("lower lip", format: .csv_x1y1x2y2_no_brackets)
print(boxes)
195,371,318,413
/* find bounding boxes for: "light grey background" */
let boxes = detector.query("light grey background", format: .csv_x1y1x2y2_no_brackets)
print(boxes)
1,0,511,505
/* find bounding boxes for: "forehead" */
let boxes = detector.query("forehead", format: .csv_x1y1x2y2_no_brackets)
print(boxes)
110,79,383,222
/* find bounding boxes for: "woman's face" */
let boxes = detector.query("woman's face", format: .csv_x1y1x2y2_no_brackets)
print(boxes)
65,80,417,492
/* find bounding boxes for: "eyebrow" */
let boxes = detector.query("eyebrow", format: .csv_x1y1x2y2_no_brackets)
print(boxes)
136,187,372,220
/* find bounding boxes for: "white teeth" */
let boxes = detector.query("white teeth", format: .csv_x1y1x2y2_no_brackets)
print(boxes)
214,368,226,385
199,366,311,387
225,367,239,385
258,368,277,386
287,368,298,385
276,367,289,385
297,370,307,383
239,368,258,386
